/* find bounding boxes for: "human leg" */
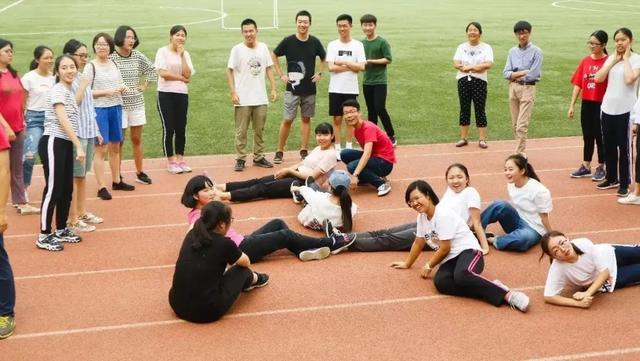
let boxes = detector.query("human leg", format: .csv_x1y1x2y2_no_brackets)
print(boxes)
251,105,268,161
343,152,392,188
451,249,508,306
22,110,44,188
458,77,472,142
210,265,254,320
299,95,315,152
514,84,536,155
615,113,632,189
472,78,488,142
234,106,251,161
174,93,189,159
9,131,27,205
374,84,394,137
363,84,377,124
157,91,177,159
0,233,16,338
600,112,618,183
351,222,418,252
226,176,294,202
613,245,640,289
480,200,542,251
55,140,74,231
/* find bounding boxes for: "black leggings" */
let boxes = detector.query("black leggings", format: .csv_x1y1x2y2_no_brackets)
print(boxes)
226,175,297,202
157,91,189,157
38,136,73,234
601,111,632,187
363,84,394,137
580,100,604,163
240,219,334,262
198,265,253,322
457,77,487,127
433,249,507,307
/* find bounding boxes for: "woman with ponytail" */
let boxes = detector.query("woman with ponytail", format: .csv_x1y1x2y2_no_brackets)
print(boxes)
292,170,357,232
480,154,553,251
567,30,608,181
21,46,55,203
169,201,269,323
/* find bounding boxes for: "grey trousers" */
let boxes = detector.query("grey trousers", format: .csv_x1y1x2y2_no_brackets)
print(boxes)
351,222,435,252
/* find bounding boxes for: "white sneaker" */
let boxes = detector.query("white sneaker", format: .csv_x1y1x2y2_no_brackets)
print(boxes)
506,291,530,312
167,161,183,174
334,145,342,161
345,142,353,149
377,182,391,197
618,193,640,205
69,219,96,233
17,204,40,215
298,247,331,261
178,160,192,173
80,212,104,224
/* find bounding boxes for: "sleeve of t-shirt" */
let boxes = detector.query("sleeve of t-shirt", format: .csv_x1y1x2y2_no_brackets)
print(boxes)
273,37,286,57
356,42,367,63
20,73,31,91
570,58,585,87
227,46,237,70
534,185,553,213
223,237,243,265
325,42,336,63
590,244,611,273
184,51,196,75
50,86,67,106
434,208,457,241
138,52,158,81
453,44,464,61
382,39,392,62
485,44,494,63
543,263,567,297
83,63,95,88
315,38,327,60
299,186,324,205
154,48,167,70
466,188,482,210
263,45,273,67
187,209,201,225
631,54,640,70
415,214,427,238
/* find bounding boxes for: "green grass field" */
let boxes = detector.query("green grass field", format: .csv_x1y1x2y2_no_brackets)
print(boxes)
3,0,639,159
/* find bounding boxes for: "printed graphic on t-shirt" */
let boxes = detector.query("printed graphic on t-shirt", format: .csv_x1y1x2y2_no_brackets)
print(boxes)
584,64,600,90
287,61,306,89
338,50,353,57
248,56,263,76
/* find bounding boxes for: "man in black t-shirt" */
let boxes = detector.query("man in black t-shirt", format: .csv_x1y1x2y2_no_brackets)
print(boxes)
271,10,326,164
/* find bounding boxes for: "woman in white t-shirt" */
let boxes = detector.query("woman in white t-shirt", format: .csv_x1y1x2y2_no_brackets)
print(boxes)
155,25,195,174
453,22,494,149
390,180,530,312
215,122,337,202
594,27,640,197
481,154,553,252
541,230,640,309
22,46,55,200
292,170,357,232
440,163,490,254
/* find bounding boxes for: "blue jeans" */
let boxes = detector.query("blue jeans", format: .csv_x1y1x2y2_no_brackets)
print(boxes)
480,200,541,252
614,245,640,289
0,233,16,317
340,149,393,188
23,110,45,186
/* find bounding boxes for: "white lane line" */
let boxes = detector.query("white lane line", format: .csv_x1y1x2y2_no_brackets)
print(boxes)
0,0,24,13
523,347,640,361
14,264,175,280
10,285,543,340
551,0,640,14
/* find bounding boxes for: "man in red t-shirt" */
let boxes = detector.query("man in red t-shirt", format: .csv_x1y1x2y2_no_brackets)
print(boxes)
340,98,395,196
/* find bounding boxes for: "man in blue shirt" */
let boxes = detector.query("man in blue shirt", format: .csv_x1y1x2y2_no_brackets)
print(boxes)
503,20,543,157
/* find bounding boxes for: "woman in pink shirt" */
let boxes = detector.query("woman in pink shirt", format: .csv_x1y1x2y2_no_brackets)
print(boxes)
0,39,39,215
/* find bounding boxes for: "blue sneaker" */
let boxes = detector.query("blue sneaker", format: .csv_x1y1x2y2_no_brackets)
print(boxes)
570,165,591,178
592,165,605,182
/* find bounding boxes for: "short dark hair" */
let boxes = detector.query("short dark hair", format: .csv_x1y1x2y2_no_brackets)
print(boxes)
241,18,257,29
114,25,140,49
466,22,482,34
170,25,187,37
360,14,377,25
342,98,360,110
336,14,352,25
181,175,215,209
315,122,335,143
296,10,311,23
0,38,18,78
513,20,532,33
92,32,115,54
405,180,440,207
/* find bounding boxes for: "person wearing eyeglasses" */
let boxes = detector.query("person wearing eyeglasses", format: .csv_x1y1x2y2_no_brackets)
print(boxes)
567,31,608,182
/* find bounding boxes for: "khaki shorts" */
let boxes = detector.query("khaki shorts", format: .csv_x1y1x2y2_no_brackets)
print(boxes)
283,92,316,121
122,108,146,128
73,138,96,177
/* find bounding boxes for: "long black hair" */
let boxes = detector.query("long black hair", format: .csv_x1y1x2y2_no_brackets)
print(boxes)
29,45,53,71
181,175,215,209
506,154,540,182
0,38,18,78
192,201,232,250
539,230,584,264
331,185,353,232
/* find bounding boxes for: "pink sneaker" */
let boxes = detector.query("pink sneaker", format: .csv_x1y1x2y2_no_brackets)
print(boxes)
167,161,183,174
178,160,192,173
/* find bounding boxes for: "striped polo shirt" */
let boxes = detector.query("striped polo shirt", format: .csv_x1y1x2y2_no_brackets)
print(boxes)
44,82,79,141
72,75,100,139
110,50,157,111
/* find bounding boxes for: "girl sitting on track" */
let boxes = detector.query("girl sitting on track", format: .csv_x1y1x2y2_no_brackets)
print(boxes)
291,170,357,233
390,180,530,312
481,154,552,252
439,163,490,254
169,201,269,323
540,230,640,309
182,175,356,262
215,122,337,203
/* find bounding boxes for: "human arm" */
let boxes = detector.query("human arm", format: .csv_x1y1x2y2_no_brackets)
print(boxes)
469,208,489,255
275,164,321,180
266,66,277,102
350,142,373,185
0,114,15,141
521,49,543,82
622,47,640,85
75,76,91,105
311,59,326,83
225,68,240,105
419,240,451,278
390,237,426,269
595,55,619,83
572,268,610,302
544,294,593,308
0,146,8,232
540,212,552,233
568,85,581,119
177,45,192,80
271,51,288,84
54,103,85,161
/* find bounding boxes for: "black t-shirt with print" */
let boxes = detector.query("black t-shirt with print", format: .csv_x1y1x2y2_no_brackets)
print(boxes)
273,34,326,95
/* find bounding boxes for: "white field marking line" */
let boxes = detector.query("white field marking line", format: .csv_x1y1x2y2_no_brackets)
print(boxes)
0,0,24,13
551,0,640,14
3,7,226,36
15,264,175,280
523,347,640,361
10,285,543,340
5,193,625,240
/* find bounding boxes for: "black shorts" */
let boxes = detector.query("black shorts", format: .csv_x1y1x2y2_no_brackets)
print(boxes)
329,93,358,116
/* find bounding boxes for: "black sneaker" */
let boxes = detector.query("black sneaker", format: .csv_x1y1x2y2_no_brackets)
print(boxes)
113,181,135,191
56,228,82,243
617,186,630,197
234,159,246,172
597,179,619,190
253,157,274,168
273,151,284,164
323,219,336,238
300,149,309,159
97,187,112,200
136,171,152,185
243,272,269,291
330,232,357,255
36,233,64,251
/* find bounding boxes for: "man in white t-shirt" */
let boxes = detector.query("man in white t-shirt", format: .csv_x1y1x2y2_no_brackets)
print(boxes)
326,14,366,156
226,18,278,172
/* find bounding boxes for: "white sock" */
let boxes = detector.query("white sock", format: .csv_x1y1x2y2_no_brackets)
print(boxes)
335,144,341,151
345,142,353,149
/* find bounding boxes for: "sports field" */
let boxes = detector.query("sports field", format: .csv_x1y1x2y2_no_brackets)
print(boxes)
3,0,639,159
